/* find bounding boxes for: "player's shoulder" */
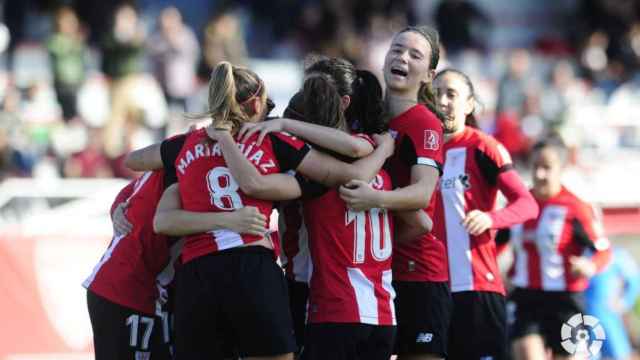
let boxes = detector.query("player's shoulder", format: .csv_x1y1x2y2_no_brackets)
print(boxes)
558,187,592,214
471,128,512,164
269,131,307,150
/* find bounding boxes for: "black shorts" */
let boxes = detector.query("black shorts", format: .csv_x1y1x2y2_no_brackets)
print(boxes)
287,277,309,352
301,323,396,360
509,287,585,355
448,291,507,360
393,280,452,357
86,290,171,360
174,246,296,359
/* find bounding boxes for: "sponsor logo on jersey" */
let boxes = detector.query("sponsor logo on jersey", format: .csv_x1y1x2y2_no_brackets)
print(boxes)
416,332,433,343
424,130,439,150
441,173,471,190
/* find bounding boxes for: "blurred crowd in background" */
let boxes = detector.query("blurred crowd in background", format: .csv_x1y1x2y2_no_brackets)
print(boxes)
1,0,640,181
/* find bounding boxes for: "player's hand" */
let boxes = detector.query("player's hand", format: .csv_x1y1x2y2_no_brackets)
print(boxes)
339,180,381,211
238,118,287,145
205,123,234,142
372,133,395,158
112,201,132,237
156,283,169,305
569,256,597,278
226,206,267,236
462,210,493,236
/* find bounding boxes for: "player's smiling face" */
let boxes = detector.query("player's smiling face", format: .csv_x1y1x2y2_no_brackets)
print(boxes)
434,72,474,134
383,31,433,97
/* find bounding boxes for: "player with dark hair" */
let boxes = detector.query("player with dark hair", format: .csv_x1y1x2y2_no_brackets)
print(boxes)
156,61,394,359
84,168,266,360
432,69,538,360
498,140,610,360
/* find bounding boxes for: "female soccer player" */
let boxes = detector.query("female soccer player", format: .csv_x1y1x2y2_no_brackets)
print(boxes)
498,140,610,360
160,61,394,360
210,56,431,360
431,69,538,360
84,169,267,360
340,26,449,360
242,26,448,360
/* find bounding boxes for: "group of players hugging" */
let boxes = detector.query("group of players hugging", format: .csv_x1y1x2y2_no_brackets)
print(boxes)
84,25,609,360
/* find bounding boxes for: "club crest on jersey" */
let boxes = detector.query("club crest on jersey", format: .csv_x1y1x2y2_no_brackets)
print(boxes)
389,129,398,139
424,130,439,150
370,174,385,190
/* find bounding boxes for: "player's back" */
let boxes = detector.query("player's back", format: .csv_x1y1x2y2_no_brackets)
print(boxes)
84,170,169,314
175,128,291,263
303,170,395,326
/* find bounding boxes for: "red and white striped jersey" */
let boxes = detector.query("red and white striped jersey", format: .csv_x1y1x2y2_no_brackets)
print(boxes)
83,171,181,314
505,187,610,292
303,168,396,326
434,127,514,294
387,104,447,282
176,129,310,264
278,200,312,283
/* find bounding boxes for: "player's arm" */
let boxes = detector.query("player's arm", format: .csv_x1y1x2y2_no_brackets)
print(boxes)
569,203,611,277
209,129,302,200
125,134,187,172
295,133,394,187
394,209,433,243
110,180,135,236
339,164,439,211
239,118,374,158
124,143,163,171
210,128,393,195
153,183,267,236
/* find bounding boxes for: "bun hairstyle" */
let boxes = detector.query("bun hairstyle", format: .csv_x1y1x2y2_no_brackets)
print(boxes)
303,56,386,134
196,61,265,130
397,25,445,122
434,68,480,128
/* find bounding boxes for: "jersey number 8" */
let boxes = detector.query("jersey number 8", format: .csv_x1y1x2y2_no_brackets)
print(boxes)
207,167,244,210
346,208,392,264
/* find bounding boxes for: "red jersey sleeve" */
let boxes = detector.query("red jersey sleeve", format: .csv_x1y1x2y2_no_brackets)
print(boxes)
573,202,611,272
269,132,311,172
475,136,514,186
489,170,539,229
110,180,135,216
404,109,444,169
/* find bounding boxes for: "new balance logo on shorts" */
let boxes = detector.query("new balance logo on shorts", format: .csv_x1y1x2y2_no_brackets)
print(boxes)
416,333,433,343
135,351,150,360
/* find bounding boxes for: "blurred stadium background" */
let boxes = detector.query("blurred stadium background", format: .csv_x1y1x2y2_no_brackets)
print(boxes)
0,0,638,358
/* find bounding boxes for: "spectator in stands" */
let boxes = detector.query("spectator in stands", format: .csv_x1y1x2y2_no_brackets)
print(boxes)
46,6,86,122
147,6,199,110
101,4,145,81
496,49,531,116
202,12,248,71
435,0,491,54
63,127,113,178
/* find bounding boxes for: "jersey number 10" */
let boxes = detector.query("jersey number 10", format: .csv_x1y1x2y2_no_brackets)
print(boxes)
346,208,392,264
